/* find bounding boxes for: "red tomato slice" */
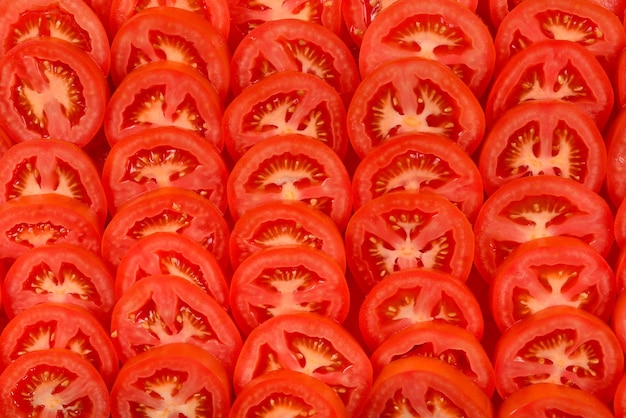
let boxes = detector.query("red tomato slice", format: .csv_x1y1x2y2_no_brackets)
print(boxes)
229,200,346,271
110,274,242,370
0,348,110,416
486,39,614,130
2,244,115,322
110,343,231,418
0,302,119,387
370,322,495,396
612,290,626,353
229,246,349,335
0,127,13,158
347,57,485,158
0,138,109,227
116,231,228,308
101,187,230,270
233,312,372,416
359,268,484,351
363,356,494,418
352,132,484,221
473,176,614,282
0,37,108,147
490,236,616,332
223,71,348,161
607,107,626,207
345,191,475,293
478,100,607,195
102,126,229,215
615,371,626,417
493,305,624,403
103,60,223,149
227,134,353,230
359,0,495,98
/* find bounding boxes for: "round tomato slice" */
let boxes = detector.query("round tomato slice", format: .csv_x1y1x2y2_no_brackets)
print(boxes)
478,100,607,195
101,187,230,270
229,200,346,271
0,37,108,147
345,191,475,293
103,60,223,149
223,71,348,160
615,371,626,417
110,343,231,418
607,107,626,207
0,302,119,387
110,7,230,100
116,231,228,308
0,127,13,158
0,138,109,227
110,274,242,370
612,290,626,353
233,312,372,417
102,126,229,215
227,134,352,230
486,39,614,130
347,57,485,159
493,305,624,403
2,244,115,322
352,132,484,221
359,268,484,351
229,246,349,335
473,175,614,282
359,0,495,98
0,348,110,417
363,356,494,418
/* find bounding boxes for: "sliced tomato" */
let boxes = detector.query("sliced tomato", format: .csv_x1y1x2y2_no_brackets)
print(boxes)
0,302,119,387
233,312,372,416
473,175,614,282
363,356,494,418
103,60,223,149
0,127,13,158
2,244,115,322
611,290,626,353
347,57,485,158
223,71,348,160
115,232,228,308
102,126,229,215
227,134,353,230
0,348,110,416
110,274,242,370
0,37,108,147
358,0,495,97
486,40,614,130
493,305,624,403
229,200,346,271
478,100,607,195
615,371,626,417
110,343,231,418
607,107,626,207
359,268,484,351
345,191,475,293
352,132,484,221
229,246,349,335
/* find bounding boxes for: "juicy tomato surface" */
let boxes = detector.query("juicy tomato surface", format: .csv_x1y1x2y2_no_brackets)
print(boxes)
607,106,626,207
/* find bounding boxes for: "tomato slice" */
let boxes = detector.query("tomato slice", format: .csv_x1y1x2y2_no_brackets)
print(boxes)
493,305,624,403
612,290,626,354
473,175,614,282
110,274,242,371
230,246,349,335
486,39,614,130
229,200,346,271
102,126,229,215
0,37,108,147
0,302,119,387
0,348,110,416
227,134,353,230
345,191,475,293
110,343,231,417
223,71,348,160
352,132,484,221
2,244,115,322
347,57,485,158
0,127,13,158
104,60,223,149
478,100,607,195
607,107,626,207
615,371,626,417
358,0,495,98
363,356,494,418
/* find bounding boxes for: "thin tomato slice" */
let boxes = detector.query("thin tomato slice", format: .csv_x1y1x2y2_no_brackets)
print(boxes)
606,106,626,207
